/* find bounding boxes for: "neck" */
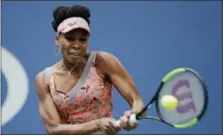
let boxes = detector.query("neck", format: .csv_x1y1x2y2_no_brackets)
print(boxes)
62,57,86,75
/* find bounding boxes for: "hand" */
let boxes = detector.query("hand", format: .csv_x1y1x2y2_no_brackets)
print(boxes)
97,117,121,134
119,110,138,131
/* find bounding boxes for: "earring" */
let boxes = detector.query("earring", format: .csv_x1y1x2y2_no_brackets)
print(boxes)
54,45,61,56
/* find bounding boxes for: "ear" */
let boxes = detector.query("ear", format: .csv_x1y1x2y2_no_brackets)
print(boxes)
55,34,60,47
55,40,59,47
56,33,59,39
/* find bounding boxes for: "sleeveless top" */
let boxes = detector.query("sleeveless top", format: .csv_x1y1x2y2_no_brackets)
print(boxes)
44,52,113,125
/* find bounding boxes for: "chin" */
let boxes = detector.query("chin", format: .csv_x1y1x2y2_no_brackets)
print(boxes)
69,56,83,64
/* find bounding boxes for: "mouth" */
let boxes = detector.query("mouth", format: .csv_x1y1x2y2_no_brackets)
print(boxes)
68,52,81,57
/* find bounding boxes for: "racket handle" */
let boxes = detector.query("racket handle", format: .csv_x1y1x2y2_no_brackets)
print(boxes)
129,114,138,122
115,114,138,127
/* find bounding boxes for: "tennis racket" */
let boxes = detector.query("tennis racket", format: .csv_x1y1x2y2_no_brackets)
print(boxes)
116,67,208,129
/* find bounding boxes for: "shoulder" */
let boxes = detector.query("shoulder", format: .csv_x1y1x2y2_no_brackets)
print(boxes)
35,60,62,79
94,51,123,74
35,67,51,88
95,51,119,64
35,66,55,96
95,51,116,58
35,63,59,86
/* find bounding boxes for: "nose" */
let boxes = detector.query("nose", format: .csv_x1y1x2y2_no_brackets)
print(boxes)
72,43,81,50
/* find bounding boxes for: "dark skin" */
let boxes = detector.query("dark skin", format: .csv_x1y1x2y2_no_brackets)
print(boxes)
35,28,144,134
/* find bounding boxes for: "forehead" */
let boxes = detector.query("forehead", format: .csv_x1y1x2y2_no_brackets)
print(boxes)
63,28,89,37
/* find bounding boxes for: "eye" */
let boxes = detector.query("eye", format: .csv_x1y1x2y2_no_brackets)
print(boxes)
64,35,74,41
79,38,87,42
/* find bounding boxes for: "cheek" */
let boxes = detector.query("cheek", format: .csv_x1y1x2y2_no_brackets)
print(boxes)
60,44,70,56
60,48,67,57
83,44,88,50
60,42,71,51
58,38,70,47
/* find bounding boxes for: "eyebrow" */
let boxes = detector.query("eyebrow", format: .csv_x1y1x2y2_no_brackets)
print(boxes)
65,32,88,37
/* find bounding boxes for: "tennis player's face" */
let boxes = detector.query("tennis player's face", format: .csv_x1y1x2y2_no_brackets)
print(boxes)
57,29,89,63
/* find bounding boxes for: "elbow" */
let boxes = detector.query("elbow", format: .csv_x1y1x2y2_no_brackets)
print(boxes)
46,124,77,135
46,124,62,135
47,128,56,135
46,126,56,135
47,128,61,135
48,130,59,135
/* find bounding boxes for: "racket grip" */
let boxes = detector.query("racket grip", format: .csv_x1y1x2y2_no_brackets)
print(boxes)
115,114,138,127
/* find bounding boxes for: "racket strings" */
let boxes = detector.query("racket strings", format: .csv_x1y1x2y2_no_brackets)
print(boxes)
157,72,206,125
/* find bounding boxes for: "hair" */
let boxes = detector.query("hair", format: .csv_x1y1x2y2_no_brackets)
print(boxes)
51,5,91,32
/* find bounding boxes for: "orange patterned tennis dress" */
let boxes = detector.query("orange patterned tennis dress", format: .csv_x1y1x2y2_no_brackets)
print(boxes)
44,52,113,125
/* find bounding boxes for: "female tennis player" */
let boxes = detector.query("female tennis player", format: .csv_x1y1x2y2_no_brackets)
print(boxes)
35,5,144,134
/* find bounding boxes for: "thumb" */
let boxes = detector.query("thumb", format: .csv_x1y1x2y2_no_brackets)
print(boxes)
124,111,132,117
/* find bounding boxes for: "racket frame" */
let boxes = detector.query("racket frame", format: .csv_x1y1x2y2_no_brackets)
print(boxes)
136,68,209,128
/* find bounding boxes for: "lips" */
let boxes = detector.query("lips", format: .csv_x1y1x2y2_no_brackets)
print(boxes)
69,52,81,56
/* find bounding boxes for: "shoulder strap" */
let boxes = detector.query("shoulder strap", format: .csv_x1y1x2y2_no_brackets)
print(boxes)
67,51,97,95
90,51,97,65
43,67,53,85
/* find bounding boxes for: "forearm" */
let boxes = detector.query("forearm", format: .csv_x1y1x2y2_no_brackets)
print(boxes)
48,119,101,134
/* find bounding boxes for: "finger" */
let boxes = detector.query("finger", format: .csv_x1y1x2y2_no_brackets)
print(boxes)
111,120,121,132
127,120,138,130
112,119,122,132
101,129,108,135
120,116,126,128
107,119,120,134
128,121,138,128
124,111,132,117
107,122,117,134
104,121,114,134
100,125,109,134
119,117,124,128
120,116,128,128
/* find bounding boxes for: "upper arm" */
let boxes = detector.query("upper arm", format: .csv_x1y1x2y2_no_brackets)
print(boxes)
35,71,61,133
95,51,142,106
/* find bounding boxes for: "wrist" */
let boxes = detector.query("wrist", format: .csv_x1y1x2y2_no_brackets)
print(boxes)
95,119,101,129
131,100,144,114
